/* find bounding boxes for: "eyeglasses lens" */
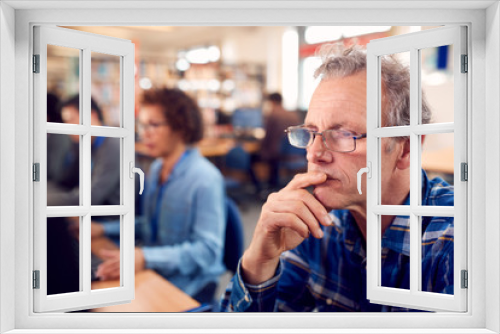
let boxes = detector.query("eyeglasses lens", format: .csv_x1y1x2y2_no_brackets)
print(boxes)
323,131,354,152
289,128,311,148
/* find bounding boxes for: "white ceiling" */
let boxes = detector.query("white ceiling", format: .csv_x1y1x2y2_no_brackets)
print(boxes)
63,26,279,60
5,0,496,10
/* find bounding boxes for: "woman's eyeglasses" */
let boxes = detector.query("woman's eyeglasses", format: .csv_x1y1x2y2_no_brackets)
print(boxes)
137,122,169,134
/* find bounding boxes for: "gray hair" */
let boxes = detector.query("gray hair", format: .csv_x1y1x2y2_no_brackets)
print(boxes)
314,43,432,128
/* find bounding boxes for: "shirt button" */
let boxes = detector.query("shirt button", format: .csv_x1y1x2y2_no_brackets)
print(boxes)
326,298,333,305
244,295,250,302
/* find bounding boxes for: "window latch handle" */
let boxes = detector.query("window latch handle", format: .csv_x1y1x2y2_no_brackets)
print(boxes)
129,162,144,195
357,162,372,195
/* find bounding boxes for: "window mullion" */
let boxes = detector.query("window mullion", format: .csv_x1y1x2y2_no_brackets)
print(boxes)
409,47,420,295
81,47,92,294
89,126,129,138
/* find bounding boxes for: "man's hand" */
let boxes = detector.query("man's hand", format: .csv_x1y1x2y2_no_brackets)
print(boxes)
241,171,333,285
134,247,146,273
90,222,105,238
95,249,120,281
95,248,146,281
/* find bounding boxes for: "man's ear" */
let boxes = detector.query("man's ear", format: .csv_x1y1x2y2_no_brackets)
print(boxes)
395,138,411,170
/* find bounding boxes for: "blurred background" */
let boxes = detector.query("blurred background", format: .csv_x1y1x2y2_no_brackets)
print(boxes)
46,25,456,310
51,25,454,183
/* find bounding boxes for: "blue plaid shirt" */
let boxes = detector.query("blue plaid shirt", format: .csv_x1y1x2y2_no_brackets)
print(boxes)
220,171,454,312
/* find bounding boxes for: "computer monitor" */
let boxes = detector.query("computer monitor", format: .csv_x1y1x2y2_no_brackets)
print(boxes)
231,108,263,129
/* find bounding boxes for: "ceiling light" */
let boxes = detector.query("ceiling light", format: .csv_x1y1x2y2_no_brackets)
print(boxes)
175,58,190,71
139,77,152,90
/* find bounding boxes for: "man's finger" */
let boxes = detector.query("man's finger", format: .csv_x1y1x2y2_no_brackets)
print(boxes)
270,212,310,239
96,260,120,279
99,249,119,259
268,200,325,238
273,189,332,227
285,172,327,191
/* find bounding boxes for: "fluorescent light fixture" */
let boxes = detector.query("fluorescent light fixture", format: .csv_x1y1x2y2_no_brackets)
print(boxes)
282,28,299,110
300,56,322,110
342,26,391,38
222,79,235,92
177,79,191,91
207,46,221,62
185,46,221,64
207,79,221,92
305,26,391,44
139,77,152,90
175,58,190,71
305,26,343,44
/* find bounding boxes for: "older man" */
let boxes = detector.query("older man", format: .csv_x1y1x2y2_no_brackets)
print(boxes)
220,45,454,312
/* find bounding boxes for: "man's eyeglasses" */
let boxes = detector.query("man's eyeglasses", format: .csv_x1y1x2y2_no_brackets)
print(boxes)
137,122,169,134
285,125,367,153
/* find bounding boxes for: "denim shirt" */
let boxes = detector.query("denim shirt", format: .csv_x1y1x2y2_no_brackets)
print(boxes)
104,147,226,297
220,170,454,312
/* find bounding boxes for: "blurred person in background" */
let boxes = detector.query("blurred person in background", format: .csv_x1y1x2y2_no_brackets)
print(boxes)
46,92,78,295
92,88,226,304
220,44,454,312
46,93,72,184
47,94,121,206
46,94,120,294
257,93,300,192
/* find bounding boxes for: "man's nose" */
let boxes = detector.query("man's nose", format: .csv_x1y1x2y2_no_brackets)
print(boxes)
306,134,331,163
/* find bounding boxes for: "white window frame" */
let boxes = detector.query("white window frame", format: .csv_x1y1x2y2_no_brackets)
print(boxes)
0,2,498,333
33,25,136,312
365,26,467,312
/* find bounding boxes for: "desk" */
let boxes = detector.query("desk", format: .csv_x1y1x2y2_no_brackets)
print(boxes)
90,269,200,312
198,137,260,157
136,138,260,158
90,237,200,312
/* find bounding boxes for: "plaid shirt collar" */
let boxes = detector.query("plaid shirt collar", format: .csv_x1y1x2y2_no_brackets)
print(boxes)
339,171,435,258
380,171,436,256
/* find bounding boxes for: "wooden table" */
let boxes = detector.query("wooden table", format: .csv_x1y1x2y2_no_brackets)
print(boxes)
136,138,261,158
90,237,200,312
198,137,261,157
90,269,200,312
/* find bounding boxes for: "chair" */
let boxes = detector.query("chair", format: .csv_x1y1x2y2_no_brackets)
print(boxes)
223,196,244,274
223,145,256,206
189,197,244,311
278,136,308,185
223,145,251,188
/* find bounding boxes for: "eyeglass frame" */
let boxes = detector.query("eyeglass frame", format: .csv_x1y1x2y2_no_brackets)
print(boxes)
137,122,169,134
284,125,367,153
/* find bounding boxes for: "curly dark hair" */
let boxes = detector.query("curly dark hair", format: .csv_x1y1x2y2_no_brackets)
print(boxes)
142,88,204,144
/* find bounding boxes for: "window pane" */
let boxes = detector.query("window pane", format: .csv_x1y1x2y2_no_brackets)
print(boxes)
421,133,454,204
380,137,409,206
91,215,121,290
381,214,409,290
91,136,121,206
421,215,454,295
47,217,81,295
47,134,80,206
420,45,454,124
381,51,410,128
91,52,121,127
47,45,80,124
